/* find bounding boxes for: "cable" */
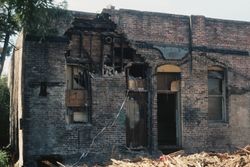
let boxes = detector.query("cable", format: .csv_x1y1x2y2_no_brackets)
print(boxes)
71,90,129,167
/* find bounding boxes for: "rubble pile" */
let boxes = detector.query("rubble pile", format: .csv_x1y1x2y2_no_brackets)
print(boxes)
108,145,250,167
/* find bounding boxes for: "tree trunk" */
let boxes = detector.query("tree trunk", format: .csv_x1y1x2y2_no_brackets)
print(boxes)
0,32,10,76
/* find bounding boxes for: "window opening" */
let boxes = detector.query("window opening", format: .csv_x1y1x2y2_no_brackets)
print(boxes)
127,64,148,91
208,67,226,121
39,82,47,96
66,65,90,123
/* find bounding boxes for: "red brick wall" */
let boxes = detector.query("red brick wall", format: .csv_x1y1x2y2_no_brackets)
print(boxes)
108,9,190,46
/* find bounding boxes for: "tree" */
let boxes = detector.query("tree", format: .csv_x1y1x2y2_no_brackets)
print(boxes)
0,0,20,75
0,76,10,148
0,0,68,75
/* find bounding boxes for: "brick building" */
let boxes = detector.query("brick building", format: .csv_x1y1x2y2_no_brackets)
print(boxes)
9,8,250,166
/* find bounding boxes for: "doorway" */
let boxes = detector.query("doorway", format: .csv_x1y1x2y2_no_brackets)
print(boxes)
125,64,148,148
125,92,148,148
157,93,177,145
156,65,181,149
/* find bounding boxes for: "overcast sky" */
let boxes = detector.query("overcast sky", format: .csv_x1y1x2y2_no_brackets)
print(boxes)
66,0,250,22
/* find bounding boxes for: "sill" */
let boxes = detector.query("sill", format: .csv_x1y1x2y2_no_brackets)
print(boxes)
157,90,178,94
73,121,89,124
158,145,182,150
128,89,148,92
208,120,229,127
66,123,92,129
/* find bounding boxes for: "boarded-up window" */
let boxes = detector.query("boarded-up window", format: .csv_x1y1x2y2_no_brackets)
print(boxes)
72,107,88,123
65,90,87,107
208,68,225,121
66,65,86,90
127,64,148,90
157,73,180,91
39,82,47,96
66,65,90,123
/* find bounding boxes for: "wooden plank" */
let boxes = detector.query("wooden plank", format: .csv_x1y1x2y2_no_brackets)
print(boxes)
157,64,181,73
128,79,146,90
65,90,87,107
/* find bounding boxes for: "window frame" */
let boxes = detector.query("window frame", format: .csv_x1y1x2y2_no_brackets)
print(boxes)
208,66,227,122
66,64,91,124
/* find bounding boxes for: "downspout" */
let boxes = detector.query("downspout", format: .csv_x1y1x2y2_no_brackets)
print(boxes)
87,71,92,123
189,16,193,74
79,31,83,58
89,33,93,71
147,66,153,154
120,37,124,71
111,37,115,72
88,33,93,123
100,36,104,75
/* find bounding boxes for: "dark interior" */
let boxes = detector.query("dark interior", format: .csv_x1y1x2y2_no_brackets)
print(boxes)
157,93,177,146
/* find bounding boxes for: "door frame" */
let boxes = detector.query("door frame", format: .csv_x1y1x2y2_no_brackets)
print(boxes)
156,64,182,149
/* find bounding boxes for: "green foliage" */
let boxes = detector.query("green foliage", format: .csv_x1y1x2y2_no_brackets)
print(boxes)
24,7,72,36
0,76,10,148
0,150,8,167
0,76,9,114
0,0,69,75
14,0,70,36
0,0,21,36
0,0,69,37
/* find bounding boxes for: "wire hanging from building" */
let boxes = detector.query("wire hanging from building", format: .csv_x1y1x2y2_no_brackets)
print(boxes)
69,90,129,167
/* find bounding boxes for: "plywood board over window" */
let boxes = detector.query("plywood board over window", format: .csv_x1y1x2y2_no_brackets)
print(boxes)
65,90,87,107
157,73,180,91
72,107,88,123
157,64,181,73
127,64,148,91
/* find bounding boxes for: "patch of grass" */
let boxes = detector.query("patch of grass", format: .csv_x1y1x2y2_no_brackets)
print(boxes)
0,150,9,167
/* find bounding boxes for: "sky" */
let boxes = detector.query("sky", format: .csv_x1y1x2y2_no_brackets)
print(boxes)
2,0,250,75
65,0,250,22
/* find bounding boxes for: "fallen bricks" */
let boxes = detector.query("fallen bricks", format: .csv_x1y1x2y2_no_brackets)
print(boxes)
107,145,250,167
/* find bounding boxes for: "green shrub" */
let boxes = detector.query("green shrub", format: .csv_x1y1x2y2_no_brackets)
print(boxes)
0,150,8,167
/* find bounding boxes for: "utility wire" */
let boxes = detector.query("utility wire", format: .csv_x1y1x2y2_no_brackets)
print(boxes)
71,90,129,167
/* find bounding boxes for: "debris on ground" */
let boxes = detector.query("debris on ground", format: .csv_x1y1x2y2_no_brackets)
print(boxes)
107,145,250,167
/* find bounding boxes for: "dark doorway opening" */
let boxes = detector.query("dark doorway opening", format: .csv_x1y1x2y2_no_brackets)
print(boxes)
157,93,177,146
157,71,181,150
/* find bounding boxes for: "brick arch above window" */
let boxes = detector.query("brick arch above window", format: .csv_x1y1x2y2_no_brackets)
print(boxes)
208,65,224,71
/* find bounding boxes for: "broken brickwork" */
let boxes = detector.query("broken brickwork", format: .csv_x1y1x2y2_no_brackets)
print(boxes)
9,9,250,166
